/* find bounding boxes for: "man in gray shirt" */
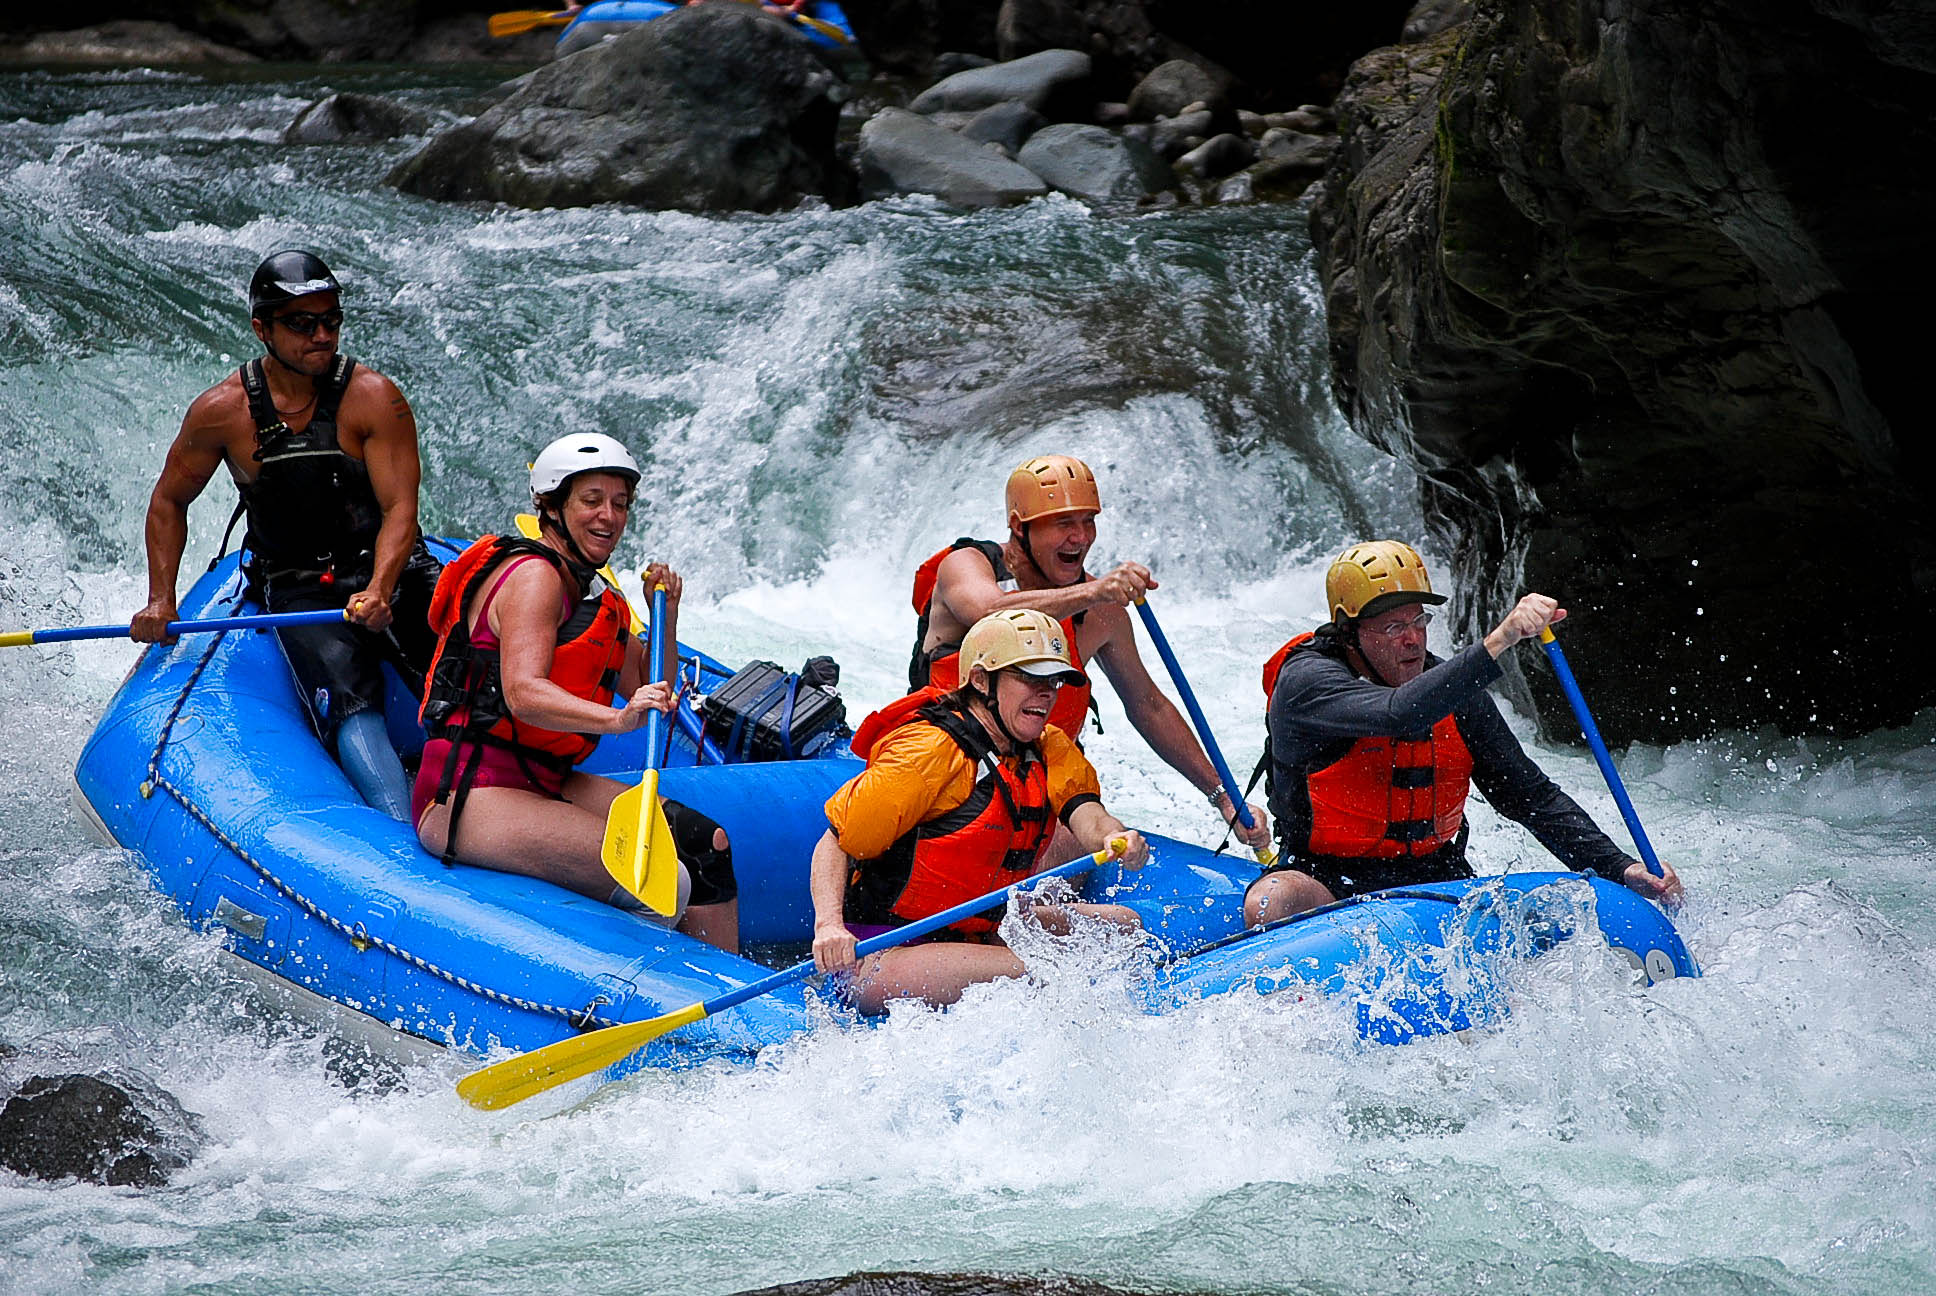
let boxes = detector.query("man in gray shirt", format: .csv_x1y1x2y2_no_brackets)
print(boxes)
1245,540,1682,927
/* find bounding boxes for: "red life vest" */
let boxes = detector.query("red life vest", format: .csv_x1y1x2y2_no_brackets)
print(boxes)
908,537,1093,739
1263,631,1474,860
844,688,1056,935
419,535,631,771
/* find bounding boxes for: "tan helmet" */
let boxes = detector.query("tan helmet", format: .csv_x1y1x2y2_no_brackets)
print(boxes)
959,609,1087,686
1006,455,1101,528
1326,540,1449,622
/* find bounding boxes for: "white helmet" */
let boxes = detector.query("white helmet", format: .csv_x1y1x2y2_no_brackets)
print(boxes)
529,433,641,505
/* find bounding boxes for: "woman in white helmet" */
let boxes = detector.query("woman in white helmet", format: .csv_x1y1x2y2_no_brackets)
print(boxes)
809,608,1151,1013
410,432,739,951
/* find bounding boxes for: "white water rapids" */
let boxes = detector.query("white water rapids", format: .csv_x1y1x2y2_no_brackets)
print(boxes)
0,65,1932,1296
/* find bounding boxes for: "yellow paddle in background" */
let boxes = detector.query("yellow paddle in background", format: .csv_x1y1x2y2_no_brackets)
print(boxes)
488,8,575,37
456,841,1129,1110
512,513,677,913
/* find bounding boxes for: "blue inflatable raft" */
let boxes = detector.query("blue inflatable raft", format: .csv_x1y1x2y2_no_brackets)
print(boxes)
71,549,1695,1088
556,0,857,57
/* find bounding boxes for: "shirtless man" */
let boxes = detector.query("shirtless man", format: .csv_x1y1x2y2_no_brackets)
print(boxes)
908,454,1271,853
132,249,440,819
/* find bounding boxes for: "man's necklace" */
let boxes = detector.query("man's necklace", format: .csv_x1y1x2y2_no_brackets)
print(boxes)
272,390,318,419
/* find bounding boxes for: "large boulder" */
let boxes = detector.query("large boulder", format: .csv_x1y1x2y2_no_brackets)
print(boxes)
958,99,1048,154
1311,0,1936,742
0,1072,202,1187
387,5,848,212
858,107,1050,205
2,20,256,64
908,48,1092,117
1125,57,1228,120
1016,122,1171,203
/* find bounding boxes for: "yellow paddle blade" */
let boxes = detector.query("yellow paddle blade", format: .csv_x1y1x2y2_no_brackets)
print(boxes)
488,8,573,37
787,10,851,44
456,1001,707,1110
603,769,681,915
513,513,643,633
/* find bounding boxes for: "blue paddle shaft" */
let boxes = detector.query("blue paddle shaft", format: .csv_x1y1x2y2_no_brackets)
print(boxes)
1133,600,1257,830
644,585,669,769
1538,631,1664,878
696,853,1109,1020
11,608,346,645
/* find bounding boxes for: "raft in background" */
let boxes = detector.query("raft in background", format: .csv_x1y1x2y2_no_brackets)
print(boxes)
71,549,1695,1088
556,0,857,57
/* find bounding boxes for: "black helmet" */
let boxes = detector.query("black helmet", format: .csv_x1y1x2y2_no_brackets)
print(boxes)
248,249,341,318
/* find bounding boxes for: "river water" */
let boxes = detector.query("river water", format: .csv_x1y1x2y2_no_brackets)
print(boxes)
1,65,1932,1296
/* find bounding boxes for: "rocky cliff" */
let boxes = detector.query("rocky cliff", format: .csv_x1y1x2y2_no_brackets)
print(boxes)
1312,0,1936,742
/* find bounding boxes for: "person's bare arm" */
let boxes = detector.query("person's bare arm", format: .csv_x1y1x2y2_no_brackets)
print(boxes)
809,829,858,971
1064,801,1146,870
930,548,1156,640
493,560,666,734
344,373,421,630
133,390,232,643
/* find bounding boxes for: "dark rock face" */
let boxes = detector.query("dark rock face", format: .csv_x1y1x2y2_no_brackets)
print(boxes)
1312,0,1936,742
840,0,1005,73
387,6,849,212
284,92,438,144
0,1072,202,1187
858,107,1050,205
995,0,1087,61
1015,122,1170,203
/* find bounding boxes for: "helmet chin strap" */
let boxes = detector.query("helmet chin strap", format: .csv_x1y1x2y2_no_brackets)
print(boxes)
970,671,1026,751
1341,621,1399,689
538,506,602,591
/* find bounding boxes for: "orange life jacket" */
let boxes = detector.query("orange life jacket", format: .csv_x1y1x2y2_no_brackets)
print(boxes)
1263,631,1474,860
844,687,1056,934
908,537,1093,739
419,535,631,771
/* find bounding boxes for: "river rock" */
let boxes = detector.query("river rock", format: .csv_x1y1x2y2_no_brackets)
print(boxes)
0,1072,202,1187
284,93,438,144
1402,0,1472,43
908,48,1091,117
1125,57,1228,120
1015,122,1171,204
1172,131,1252,180
958,99,1048,153
387,6,848,213
3,21,257,65
858,107,1050,205
1148,108,1213,160
995,0,1087,62
1311,0,1936,741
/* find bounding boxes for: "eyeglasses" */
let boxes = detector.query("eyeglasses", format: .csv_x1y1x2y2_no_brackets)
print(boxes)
275,309,343,337
1365,611,1433,639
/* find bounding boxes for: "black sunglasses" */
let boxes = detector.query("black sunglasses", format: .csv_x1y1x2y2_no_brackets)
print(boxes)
275,309,344,337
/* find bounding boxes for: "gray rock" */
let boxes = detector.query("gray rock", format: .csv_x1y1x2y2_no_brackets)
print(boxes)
858,107,1050,206
1173,131,1254,180
1238,109,1268,136
909,48,1091,117
1216,172,1255,203
1403,0,1473,43
0,1073,202,1187
3,20,256,65
1092,101,1130,126
1126,58,1229,121
996,0,1087,62
1149,109,1214,160
1257,128,1337,172
1264,108,1332,133
387,6,848,213
284,93,438,145
958,99,1048,153
1015,122,1172,204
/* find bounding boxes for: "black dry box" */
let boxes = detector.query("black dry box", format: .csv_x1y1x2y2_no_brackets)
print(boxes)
699,657,849,761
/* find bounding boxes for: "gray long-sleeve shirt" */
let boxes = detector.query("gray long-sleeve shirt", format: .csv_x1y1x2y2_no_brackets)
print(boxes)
1266,630,1633,877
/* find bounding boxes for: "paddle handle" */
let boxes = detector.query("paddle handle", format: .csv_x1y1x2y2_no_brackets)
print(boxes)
1132,599,1274,865
1537,628,1663,878
643,585,670,770
1,608,347,648
696,849,1118,1020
